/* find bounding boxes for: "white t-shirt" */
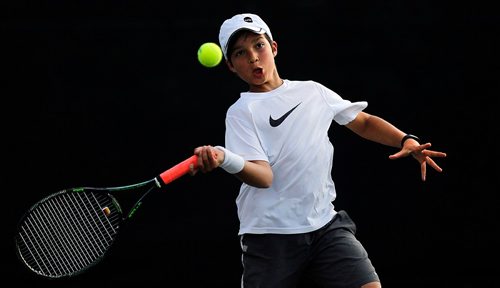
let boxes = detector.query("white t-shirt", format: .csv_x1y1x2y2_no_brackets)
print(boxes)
225,80,367,235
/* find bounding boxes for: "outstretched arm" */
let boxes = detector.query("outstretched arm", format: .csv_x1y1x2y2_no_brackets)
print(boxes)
345,111,447,181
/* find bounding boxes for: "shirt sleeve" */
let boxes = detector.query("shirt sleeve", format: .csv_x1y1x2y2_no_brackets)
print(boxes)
316,82,368,125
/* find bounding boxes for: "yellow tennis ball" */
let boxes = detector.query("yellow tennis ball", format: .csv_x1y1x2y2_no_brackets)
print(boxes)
197,42,223,68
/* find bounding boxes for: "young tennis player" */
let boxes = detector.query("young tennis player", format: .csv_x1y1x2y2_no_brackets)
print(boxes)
192,13,446,288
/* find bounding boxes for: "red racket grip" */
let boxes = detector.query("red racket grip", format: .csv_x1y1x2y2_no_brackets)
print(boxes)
158,155,198,185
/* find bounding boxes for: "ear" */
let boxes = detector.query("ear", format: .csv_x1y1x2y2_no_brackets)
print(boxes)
226,59,237,73
271,41,278,56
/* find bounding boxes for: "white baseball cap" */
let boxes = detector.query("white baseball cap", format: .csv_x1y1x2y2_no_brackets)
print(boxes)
219,13,273,59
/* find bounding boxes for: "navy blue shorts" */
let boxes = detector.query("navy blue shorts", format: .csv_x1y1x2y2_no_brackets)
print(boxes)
239,210,380,288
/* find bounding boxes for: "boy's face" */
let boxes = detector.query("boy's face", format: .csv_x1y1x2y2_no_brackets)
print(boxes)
226,33,278,92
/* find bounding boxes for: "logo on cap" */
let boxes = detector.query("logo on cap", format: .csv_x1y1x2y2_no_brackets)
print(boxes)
243,17,253,23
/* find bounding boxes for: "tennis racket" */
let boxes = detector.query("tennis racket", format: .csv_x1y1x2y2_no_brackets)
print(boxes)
14,155,198,279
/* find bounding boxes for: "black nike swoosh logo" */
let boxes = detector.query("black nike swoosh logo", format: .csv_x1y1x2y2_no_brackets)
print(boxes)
269,102,302,127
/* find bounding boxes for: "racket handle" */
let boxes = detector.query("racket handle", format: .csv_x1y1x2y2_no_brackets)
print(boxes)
157,155,198,185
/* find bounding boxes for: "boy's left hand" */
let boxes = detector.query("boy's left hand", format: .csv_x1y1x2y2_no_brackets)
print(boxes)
389,142,447,181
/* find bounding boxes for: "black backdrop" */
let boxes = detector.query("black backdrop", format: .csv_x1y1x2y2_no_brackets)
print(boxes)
3,1,492,287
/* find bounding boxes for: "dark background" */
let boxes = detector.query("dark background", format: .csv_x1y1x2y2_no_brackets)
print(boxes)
2,1,493,287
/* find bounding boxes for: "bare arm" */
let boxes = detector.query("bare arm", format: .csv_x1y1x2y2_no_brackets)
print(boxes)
345,111,447,181
344,111,406,148
235,160,273,188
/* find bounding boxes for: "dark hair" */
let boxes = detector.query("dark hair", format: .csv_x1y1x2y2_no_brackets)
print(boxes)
226,30,273,64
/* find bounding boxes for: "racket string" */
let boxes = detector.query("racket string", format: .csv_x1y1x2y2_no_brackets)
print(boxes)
16,191,121,278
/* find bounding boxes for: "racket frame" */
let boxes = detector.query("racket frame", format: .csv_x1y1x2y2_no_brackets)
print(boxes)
14,155,198,279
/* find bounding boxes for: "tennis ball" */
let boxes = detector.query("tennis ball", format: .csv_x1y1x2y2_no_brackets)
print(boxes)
197,42,223,68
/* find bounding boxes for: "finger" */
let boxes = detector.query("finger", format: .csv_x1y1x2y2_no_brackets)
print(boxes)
426,156,443,172
418,142,432,150
188,163,198,176
202,147,211,161
202,148,213,171
420,160,427,181
208,147,219,167
424,150,447,158
389,150,407,160
211,147,218,161
196,154,205,170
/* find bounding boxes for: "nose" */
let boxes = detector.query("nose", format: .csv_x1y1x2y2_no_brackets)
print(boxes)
248,52,259,64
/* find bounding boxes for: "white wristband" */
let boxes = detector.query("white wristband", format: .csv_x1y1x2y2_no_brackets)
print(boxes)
215,146,245,174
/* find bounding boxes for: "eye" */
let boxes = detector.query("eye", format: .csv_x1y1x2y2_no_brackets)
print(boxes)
233,49,244,57
256,42,266,49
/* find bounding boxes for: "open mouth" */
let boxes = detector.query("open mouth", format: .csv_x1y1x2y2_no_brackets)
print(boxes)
253,67,263,77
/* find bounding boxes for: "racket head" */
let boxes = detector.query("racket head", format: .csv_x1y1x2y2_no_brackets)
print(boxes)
15,188,124,279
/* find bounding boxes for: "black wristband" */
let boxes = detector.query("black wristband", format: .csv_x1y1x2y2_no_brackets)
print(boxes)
401,134,420,147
